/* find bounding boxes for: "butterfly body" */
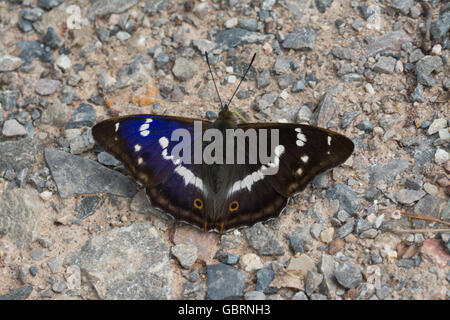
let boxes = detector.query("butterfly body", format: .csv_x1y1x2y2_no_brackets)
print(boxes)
92,104,354,233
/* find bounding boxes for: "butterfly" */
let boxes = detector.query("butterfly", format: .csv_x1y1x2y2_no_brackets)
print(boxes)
92,53,354,233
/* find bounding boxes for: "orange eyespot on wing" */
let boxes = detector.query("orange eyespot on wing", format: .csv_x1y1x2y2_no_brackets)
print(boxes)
229,201,239,212
194,198,204,209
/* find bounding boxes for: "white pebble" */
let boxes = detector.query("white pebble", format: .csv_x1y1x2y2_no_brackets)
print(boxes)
227,75,237,84
2,119,27,136
365,83,375,95
280,90,289,100
55,55,72,72
224,17,238,29
434,149,449,164
39,191,52,201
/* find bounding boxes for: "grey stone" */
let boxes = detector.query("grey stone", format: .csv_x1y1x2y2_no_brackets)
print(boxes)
409,49,424,63
30,248,47,260
359,229,378,239
0,55,22,72
47,257,59,274
154,52,169,69
356,120,374,133
192,39,216,55
257,69,271,88
413,195,445,228
315,0,333,13
171,243,198,269
255,93,278,111
318,254,337,297
206,264,245,300
245,222,284,256
365,31,411,58
69,129,95,154
337,218,355,238
41,103,71,127
341,111,358,129
417,73,436,87
390,0,414,15
182,280,207,300
282,27,316,50
0,189,42,250
0,90,19,110
331,47,357,61
335,262,362,288
395,189,426,204
442,200,450,222
325,184,360,214
256,268,276,294
38,0,64,10
291,79,307,93
288,225,313,254
415,56,443,76
431,11,450,40
66,103,96,129
35,78,61,96
373,56,396,74
214,28,272,48
274,55,292,74
97,152,121,167
52,280,67,293
18,40,52,65
239,18,258,32
312,92,336,128
292,291,308,300
87,0,139,19
172,57,199,81
45,148,138,198
0,286,33,300
244,290,266,300
76,196,102,219
396,259,415,269
2,119,27,137
410,84,424,103
277,73,296,89
367,160,409,185
65,222,172,299
21,8,44,22
305,271,323,296
42,27,60,49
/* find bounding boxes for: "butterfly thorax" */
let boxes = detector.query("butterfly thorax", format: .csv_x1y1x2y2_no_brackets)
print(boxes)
212,105,238,130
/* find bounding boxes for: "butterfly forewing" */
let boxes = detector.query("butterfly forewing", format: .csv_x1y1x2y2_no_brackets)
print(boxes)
92,114,217,229
237,123,354,197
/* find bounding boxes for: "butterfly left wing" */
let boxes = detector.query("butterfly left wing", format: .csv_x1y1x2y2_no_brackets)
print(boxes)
213,123,354,231
92,114,216,229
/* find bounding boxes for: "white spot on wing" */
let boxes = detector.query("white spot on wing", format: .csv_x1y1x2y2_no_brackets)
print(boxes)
301,155,309,163
141,130,150,137
137,157,143,165
296,132,307,147
139,123,150,131
145,118,153,123
327,136,332,146
296,167,303,176
134,144,141,152
159,137,169,149
115,123,120,132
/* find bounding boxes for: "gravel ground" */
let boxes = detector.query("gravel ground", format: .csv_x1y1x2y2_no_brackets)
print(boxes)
0,0,449,300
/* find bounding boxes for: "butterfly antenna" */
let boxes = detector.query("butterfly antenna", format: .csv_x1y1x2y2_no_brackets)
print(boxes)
205,52,224,109
226,53,256,109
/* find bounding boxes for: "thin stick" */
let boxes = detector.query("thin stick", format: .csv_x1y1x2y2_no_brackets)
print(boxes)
226,53,256,109
400,211,450,227
391,228,450,234
205,52,224,109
